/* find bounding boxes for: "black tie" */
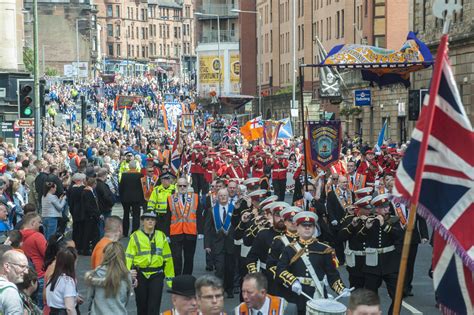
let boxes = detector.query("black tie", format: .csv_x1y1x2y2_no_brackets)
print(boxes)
222,207,227,223
181,195,185,204
257,311,263,315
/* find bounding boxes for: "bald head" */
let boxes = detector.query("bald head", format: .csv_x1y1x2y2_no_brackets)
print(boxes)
217,188,229,206
0,250,29,283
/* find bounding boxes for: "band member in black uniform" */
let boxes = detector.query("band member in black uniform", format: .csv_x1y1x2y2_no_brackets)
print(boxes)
246,202,288,295
338,194,373,289
360,193,404,315
276,211,349,315
267,206,302,302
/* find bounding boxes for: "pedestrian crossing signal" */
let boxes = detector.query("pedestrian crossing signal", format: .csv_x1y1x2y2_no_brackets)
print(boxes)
18,79,35,119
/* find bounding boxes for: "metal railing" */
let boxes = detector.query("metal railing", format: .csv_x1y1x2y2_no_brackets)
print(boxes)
196,4,238,17
199,30,238,43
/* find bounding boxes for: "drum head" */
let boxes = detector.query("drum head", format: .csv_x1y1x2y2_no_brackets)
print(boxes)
307,299,347,313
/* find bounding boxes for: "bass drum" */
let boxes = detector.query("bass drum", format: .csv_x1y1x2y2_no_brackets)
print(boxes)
306,299,347,315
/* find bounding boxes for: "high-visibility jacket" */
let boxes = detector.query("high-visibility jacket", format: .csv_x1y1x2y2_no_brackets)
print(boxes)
118,161,141,182
168,192,198,236
148,184,175,214
234,295,286,314
125,229,174,286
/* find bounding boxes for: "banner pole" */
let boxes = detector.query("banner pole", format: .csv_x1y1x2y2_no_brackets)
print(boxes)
392,34,449,315
299,65,308,190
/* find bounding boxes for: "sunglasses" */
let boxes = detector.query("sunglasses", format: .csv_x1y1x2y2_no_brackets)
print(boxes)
301,223,315,228
178,184,187,187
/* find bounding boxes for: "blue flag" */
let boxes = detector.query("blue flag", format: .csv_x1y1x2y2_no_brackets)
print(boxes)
278,118,293,139
375,120,387,152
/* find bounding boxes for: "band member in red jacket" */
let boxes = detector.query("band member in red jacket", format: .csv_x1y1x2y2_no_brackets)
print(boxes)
271,151,288,201
189,143,206,195
225,156,246,181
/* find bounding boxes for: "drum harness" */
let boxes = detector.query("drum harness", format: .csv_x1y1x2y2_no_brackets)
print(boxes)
293,242,325,299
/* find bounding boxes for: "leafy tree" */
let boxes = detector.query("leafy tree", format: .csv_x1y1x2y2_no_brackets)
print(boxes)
23,47,34,73
45,67,59,76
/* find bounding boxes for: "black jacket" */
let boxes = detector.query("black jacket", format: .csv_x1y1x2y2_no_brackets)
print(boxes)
119,172,144,203
67,185,85,221
95,179,114,213
35,172,64,198
81,188,100,220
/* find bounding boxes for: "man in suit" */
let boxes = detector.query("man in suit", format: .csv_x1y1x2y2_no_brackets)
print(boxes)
204,188,236,298
326,175,354,264
119,160,144,236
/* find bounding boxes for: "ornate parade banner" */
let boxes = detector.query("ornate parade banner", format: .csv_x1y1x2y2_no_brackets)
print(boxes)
263,120,283,146
181,113,195,132
321,32,433,87
305,121,342,173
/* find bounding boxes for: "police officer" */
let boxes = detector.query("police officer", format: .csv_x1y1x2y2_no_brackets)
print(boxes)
119,151,141,182
276,211,349,315
246,202,288,295
125,211,175,314
147,172,176,232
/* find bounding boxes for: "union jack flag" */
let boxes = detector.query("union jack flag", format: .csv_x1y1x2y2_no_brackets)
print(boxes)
393,35,473,314
221,116,239,144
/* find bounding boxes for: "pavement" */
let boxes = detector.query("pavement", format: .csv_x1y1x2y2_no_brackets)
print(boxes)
74,204,441,315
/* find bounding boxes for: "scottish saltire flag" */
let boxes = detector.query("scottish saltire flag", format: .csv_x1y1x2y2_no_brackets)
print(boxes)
278,118,293,138
393,39,473,314
374,119,387,152
170,123,181,175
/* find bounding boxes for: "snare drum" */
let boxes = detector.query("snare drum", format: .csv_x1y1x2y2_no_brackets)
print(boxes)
306,299,347,315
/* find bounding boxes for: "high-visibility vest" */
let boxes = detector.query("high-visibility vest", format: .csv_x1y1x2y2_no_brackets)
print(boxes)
236,295,285,314
147,184,175,214
125,229,174,285
168,192,198,236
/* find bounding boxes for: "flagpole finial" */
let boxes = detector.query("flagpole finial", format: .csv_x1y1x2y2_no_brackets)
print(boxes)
433,0,462,34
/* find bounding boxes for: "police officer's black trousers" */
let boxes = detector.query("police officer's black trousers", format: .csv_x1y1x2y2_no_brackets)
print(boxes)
170,234,197,275
215,252,236,295
134,272,164,315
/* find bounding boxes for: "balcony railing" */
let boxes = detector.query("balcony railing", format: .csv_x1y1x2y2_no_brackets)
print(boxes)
199,30,238,44
196,4,238,17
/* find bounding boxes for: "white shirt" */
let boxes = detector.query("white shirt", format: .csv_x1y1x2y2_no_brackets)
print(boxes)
218,202,230,222
46,274,77,308
252,296,270,314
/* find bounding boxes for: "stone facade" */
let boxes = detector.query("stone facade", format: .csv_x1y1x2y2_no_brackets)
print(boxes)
411,0,474,125
23,0,97,77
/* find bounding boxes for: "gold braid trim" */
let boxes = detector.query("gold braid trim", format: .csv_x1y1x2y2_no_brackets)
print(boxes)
331,279,346,294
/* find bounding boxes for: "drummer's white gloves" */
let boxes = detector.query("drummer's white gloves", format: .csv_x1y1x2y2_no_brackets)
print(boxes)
341,288,352,297
304,192,313,202
291,281,303,295
331,220,338,226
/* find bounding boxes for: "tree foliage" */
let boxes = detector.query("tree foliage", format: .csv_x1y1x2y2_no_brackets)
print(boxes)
23,47,34,73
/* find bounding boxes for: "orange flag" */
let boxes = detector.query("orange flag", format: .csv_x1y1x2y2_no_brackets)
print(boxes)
240,116,264,141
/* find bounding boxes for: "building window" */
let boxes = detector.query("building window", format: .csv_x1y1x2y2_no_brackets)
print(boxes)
116,5,120,18
131,45,134,57
336,11,340,38
231,23,235,36
127,44,130,57
174,27,178,38
107,5,113,17
364,0,368,16
116,25,120,37
142,46,145,58
107,24,113,37
108,44,113,56
341,9,344,37
117,44,121,57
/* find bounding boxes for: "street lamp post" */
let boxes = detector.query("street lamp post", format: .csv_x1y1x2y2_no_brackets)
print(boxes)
76,18,88,81
195,12,221,101
231,8,262,115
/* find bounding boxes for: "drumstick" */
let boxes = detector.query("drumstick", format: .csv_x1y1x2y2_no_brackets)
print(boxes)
334,287,355,301
300,290,313,301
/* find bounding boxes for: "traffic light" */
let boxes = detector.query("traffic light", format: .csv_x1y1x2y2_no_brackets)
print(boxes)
408,89,420,121
18,79,35,119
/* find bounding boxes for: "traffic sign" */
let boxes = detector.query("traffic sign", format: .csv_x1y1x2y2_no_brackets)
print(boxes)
17,119,34,128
